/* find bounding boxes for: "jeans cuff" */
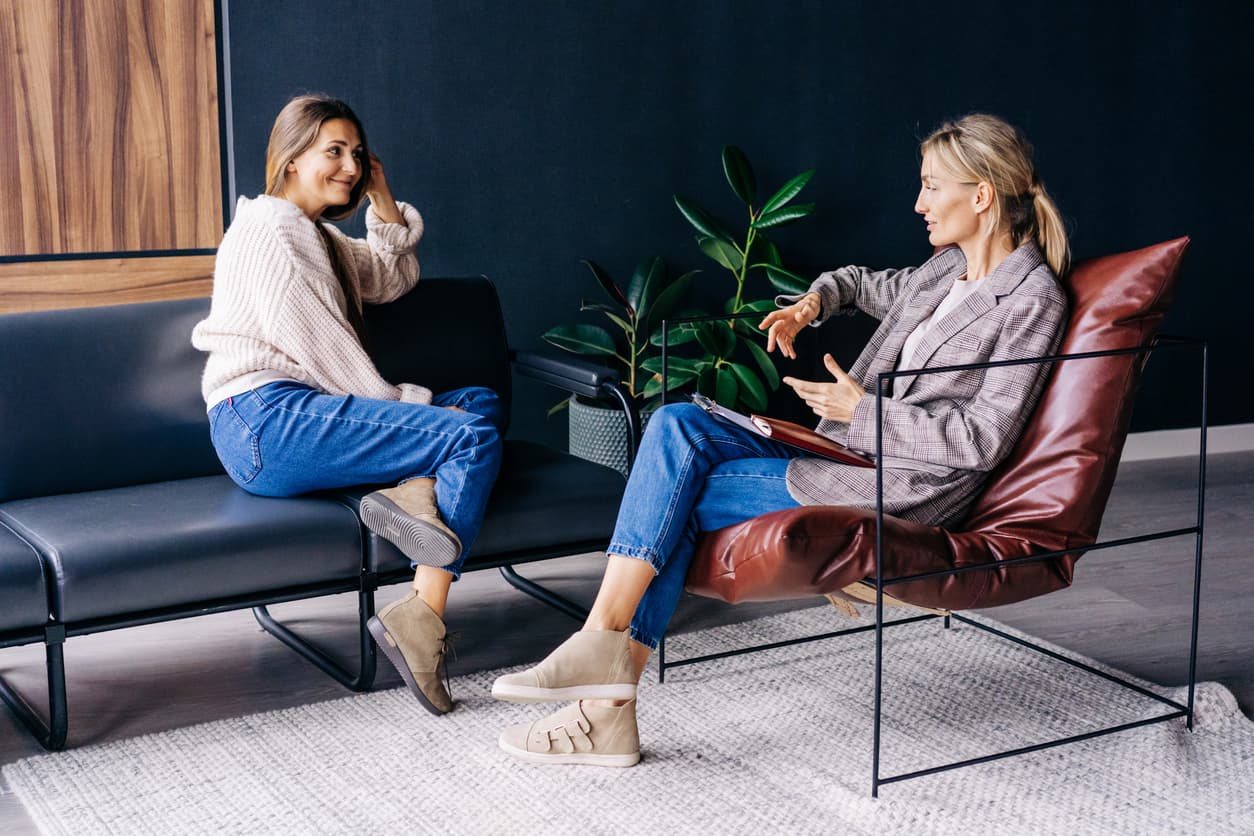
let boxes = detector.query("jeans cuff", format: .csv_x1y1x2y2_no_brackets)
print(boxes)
606,542,664,574
629,625,660,651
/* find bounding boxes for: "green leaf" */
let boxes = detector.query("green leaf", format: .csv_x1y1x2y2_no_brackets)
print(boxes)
749,235,783,268
698,236,743,272
752,203,815,229
641,355,703,375
582,260,632,315
626,256,664,318
643,270,697,336
757,263,811,295
727,362,768,412
546,398,571,418
722,145,756,205
674,195,734,244
649,321,701,348
744,337,781,389
600,310,632,335
761,169,815,215
694,320,736,358
739,298,780,313
642,366,699,398
714,366,739,407
542,324,618,357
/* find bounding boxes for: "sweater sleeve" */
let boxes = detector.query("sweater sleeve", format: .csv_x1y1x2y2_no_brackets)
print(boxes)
330,201,424,305
267,222,433,404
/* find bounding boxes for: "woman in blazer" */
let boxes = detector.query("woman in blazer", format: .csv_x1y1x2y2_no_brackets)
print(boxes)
492,114,1070,766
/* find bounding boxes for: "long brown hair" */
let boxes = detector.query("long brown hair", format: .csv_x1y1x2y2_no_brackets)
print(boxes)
265,94,369,340
264,94,371,221
922,114,1070,277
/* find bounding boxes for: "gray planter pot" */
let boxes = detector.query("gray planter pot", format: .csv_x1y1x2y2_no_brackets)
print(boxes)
567,395,650,477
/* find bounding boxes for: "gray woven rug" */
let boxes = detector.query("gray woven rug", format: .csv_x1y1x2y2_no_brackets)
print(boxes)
5,607,1252,835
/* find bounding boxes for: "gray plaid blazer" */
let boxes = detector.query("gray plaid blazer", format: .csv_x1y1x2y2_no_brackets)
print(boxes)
779,243,1067,527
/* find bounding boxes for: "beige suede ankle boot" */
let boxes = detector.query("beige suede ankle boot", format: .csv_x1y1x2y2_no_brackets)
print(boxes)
360,477,461,567
367,590,454,715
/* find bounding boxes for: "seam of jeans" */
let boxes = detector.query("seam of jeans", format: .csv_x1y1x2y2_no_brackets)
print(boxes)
628,626,659,651
606,544,663,573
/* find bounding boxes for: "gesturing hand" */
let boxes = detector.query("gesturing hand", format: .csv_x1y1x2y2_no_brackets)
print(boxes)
782,354,866,422
759,293,820,359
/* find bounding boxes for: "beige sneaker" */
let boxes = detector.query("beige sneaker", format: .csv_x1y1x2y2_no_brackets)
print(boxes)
499,700,640,767
491,630,637,703
360,477,461,568
827,582,950,617
367,590,454,715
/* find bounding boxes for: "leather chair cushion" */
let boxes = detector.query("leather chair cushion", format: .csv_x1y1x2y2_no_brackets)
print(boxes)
686,238,1191,610
337,440,626,574
0,523,47,635
0,476,362,623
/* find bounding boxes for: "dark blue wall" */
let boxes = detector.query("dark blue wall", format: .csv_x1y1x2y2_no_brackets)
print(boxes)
226,0,1252,446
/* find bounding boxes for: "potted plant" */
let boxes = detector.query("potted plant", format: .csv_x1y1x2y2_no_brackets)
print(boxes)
653,145,817,413
542,257,696,474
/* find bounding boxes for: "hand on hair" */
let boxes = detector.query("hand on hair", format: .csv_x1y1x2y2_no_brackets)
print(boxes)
759,293,820,359
366,153,403,225
782,354,865,422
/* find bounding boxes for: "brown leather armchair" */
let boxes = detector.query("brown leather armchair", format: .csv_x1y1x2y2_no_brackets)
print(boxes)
676,237,1199,794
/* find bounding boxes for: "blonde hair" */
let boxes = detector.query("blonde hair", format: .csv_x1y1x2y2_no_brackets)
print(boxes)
921,114,1070,277
264,94,371,221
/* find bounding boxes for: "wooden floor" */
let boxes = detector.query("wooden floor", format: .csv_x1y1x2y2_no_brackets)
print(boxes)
2,451,1250,832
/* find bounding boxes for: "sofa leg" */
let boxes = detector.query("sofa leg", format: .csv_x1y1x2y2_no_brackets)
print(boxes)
253,575,379,692
0,625,69,751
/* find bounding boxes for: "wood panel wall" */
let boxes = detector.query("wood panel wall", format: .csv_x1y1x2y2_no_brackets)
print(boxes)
0,0,222,312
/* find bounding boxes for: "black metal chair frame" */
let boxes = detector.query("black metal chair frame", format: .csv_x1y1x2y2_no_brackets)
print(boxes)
651,311,1206,796
0,354,634,751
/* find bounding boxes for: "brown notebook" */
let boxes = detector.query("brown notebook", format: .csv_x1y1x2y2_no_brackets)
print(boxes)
690,394,875,467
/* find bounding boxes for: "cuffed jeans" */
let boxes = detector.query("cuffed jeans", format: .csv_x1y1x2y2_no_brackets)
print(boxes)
208,381,503,578
610,403,805,649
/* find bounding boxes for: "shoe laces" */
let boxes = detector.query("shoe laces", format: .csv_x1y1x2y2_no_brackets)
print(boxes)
439,631,460,697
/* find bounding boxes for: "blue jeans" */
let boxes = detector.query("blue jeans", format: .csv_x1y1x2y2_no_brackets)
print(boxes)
609,403,805,649
208,382,504,577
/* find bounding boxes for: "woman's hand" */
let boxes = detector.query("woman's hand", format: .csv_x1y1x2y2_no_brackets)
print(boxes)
759,292,820,359
782,354,866,422
366,153,404,225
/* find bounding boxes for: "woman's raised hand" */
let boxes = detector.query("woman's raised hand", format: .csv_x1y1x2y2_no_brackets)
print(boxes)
782,354,866,423
759,292,821,359
366,152,404,225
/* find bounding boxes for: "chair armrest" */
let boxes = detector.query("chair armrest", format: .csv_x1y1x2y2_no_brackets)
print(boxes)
511,350,641,471
511,350,622,400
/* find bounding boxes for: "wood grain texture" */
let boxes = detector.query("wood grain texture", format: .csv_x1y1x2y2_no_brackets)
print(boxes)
0,0,222,257
0,254,213,313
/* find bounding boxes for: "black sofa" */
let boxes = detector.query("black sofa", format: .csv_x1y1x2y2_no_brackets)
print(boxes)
0,277,628,750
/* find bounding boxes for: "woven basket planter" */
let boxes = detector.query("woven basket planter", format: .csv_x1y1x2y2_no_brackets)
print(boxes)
567,395,651,477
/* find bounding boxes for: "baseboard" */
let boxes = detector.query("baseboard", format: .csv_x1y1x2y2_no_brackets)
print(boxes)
1120,422,1254,462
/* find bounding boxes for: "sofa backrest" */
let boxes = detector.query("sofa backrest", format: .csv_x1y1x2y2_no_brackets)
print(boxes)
0,276,512,503
0,297,220,502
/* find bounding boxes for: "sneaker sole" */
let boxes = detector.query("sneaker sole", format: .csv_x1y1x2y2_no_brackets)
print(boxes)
367,615,449,717
359,494,460,568
498,735,640,767
490,681,637,703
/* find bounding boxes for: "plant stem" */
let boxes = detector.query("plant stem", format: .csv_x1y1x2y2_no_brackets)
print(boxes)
734,208,757,313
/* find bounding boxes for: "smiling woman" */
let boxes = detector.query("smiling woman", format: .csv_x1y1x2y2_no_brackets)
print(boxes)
190,94,507,717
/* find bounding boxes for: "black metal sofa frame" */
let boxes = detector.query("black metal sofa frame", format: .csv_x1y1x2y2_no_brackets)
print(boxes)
0,277,622,750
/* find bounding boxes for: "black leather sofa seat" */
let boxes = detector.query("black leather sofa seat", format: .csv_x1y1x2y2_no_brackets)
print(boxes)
0,477,361,624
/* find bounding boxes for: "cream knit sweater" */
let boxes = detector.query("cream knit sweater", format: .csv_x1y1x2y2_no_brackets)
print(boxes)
192,195,430,408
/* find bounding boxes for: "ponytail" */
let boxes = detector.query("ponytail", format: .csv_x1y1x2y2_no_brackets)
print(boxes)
1028,181,1070,278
